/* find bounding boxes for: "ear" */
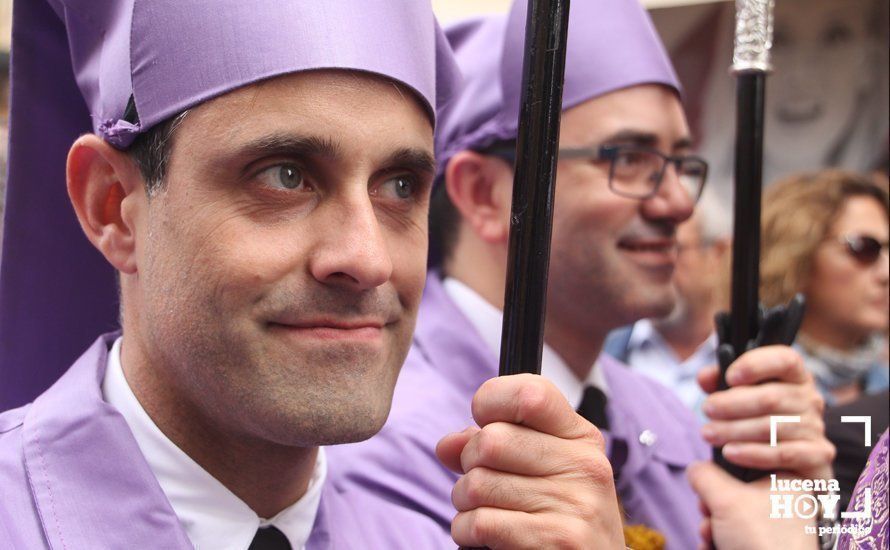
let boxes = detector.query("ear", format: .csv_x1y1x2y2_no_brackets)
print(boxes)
66,134,147,275
444,151,513,244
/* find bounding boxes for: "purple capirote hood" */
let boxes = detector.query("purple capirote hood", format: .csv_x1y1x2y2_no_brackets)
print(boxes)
0,0,461,409
434,0,680,177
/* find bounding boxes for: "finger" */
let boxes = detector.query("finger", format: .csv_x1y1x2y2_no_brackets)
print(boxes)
471,374,598,442
721,440,836,478
700,413,824,446
452,467,584,513
703,383,812,420
451,507,533,549
436,426,480,474
698,365,720,395
699,519,712,550
451,508,603,549
687,461,738,511
459,421,611,479
724,346,809,386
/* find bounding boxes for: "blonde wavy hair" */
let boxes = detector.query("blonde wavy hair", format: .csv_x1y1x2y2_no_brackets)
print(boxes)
760,170,889,308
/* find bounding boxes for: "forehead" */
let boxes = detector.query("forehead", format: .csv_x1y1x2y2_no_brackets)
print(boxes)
833,196,890,237
558,84,689,146
172,70,433,159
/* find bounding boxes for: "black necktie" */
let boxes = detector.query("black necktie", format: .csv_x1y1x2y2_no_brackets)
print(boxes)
577,385,610,430
249,526,292,550
577,385,628,481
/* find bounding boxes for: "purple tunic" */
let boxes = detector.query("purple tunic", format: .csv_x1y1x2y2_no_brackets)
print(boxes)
839,429,889,549
0,333,447,549
327,274,709,550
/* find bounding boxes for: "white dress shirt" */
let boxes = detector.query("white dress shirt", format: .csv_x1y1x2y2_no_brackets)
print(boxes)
624,319,715,423
103,337,326,550
443,277,608,409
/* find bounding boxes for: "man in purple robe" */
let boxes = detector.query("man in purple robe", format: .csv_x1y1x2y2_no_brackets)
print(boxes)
0,1,628,548
328,2,834,549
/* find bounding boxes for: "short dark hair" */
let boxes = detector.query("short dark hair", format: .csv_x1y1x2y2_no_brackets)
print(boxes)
429,140,517,267
127,111,190,195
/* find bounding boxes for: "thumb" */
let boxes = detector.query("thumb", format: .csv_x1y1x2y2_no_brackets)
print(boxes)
687,461,736,510
435,426,479,474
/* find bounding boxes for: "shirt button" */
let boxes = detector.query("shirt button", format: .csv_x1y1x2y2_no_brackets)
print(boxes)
639,429,657,447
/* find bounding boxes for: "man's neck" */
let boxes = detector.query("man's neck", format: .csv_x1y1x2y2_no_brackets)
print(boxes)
543,317,606,382
120,335,317,519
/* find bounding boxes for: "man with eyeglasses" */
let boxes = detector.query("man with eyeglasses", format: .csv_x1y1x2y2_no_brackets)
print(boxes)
327,1,833,549
604,190,732,423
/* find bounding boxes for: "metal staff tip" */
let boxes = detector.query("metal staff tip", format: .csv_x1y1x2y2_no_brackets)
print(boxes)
732,0,775,74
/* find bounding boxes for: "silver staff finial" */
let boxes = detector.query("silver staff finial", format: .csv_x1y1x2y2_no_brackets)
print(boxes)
732,0,775,74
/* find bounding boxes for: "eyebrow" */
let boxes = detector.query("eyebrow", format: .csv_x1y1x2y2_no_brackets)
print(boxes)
237,134,341,169
381,147,437,178
600,130,694,152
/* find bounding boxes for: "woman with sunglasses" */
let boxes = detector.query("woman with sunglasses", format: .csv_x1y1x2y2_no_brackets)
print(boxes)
761,170,889,407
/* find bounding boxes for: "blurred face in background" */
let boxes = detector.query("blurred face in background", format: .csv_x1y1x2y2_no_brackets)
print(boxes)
767,0,875,168
660,216,729,325
804,195,890,345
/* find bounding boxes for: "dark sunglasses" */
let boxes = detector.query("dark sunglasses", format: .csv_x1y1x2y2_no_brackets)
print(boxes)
838,235,890,265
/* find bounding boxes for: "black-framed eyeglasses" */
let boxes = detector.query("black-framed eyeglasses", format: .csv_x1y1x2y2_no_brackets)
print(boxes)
558,144,708,203
838,234,890,265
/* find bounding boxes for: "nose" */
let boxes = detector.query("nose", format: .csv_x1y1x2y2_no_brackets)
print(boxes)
308,193,393,291
640,162,695,225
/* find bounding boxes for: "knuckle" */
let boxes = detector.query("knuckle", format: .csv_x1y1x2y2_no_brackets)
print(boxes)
575,448,613,482
516,380,551,420
461,469,490,508
476,424,508,463
777,444,795,465
550,521,590,549
582,421,606,450
467,510,496,546
758,389,781,411
823,440,837,463
810,392,826,414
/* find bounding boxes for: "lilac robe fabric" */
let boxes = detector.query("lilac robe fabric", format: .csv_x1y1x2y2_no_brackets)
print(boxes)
327,274,709,550
0,333,448,549
839,429,889,549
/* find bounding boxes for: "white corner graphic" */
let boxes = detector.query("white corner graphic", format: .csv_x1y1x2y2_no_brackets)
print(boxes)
841,416,873,447
770,416,801,447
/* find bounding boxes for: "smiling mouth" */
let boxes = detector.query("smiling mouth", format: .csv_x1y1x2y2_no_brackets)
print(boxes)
267,321,386,342
617,240,676,254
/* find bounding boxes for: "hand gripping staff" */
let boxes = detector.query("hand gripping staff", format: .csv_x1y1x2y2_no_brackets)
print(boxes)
713,0,807,481
497,0,570,378
460,0,570,548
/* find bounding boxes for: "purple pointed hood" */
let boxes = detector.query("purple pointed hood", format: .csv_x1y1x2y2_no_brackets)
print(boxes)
435,0,680,176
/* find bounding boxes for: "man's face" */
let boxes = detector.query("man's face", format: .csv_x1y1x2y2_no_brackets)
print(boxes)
545,85,695,337
130,71,434,446
663,216,727,323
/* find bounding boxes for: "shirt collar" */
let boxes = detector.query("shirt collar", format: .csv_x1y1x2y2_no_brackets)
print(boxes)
443,277,608,409
102,337,326,550
627,318,659,350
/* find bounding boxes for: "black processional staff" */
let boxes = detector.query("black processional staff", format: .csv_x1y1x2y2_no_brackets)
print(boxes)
498,0,571,378
461,3,570,547
714,0,807,481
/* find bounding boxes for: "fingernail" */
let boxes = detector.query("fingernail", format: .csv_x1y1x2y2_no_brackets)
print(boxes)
700,425,716,441
722,443,739,456
726,369,742,386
